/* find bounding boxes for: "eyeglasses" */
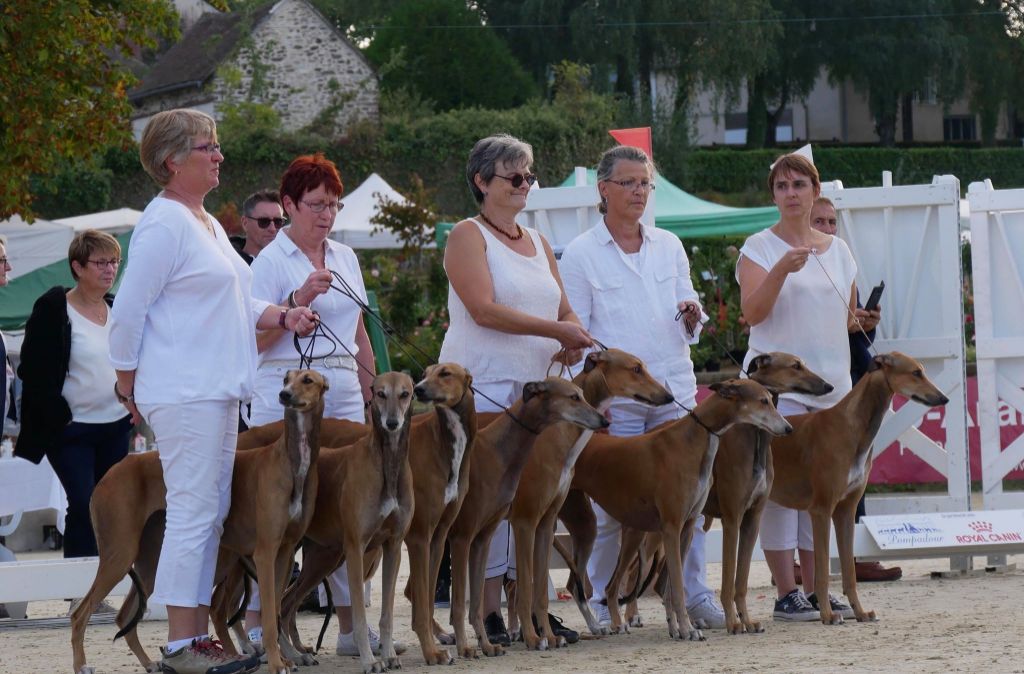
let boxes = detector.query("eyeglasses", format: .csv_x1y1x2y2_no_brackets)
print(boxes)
494,172,537,189
191,142,222,155
86,258,121,269
301,200,344,214
605,178,655,192
246,216,287,229
0,258,7,266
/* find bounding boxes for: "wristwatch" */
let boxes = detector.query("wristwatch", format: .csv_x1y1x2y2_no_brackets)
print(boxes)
278,308,289,329
114,382,134,404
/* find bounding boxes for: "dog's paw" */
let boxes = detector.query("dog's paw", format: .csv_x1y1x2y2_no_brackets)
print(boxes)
385,656,402,670
745,620,765,634
363,658,387,674
297,652,318,666
77,667,96,674
481,642,505,658
457,645,479,660
425,647,454,666
554,635,567,648
822,613,845,626
856,609,878,622
688,628,706,642
628,613,644,628
590,625,611,636
727,620,745,635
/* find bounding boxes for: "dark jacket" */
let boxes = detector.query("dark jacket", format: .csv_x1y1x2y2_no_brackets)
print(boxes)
849,292,876,386
14,287,115,464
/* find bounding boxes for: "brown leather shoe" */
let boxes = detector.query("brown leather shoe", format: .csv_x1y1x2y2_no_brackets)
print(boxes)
855,560,902,582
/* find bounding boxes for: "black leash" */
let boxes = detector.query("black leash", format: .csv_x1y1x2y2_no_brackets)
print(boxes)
674,308,748,376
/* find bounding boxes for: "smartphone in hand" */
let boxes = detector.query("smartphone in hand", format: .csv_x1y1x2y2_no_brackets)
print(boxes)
864,281,884,312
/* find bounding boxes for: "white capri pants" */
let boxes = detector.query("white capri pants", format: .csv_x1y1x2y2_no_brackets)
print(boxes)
249,359,368,610
587,397,715,609
142,399,238,608
759,398,814,551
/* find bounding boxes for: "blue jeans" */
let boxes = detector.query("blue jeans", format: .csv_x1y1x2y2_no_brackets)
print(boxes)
47,416,132,558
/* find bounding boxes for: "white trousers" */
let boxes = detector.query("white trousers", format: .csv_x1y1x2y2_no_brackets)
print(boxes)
759,398,814,551
142,399,237,608
586,397,714,609
249,361,367,610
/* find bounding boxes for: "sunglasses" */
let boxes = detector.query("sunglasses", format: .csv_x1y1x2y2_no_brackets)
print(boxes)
247,216,287,229
494,172,538,189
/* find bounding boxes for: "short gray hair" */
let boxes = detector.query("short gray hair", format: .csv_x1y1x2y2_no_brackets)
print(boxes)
466,133,534,204
596,145,655,214
139,109,218,186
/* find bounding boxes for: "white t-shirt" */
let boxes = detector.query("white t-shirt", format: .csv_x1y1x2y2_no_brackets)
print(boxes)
251,229,368,363
737,229,857,410
63,305,126,423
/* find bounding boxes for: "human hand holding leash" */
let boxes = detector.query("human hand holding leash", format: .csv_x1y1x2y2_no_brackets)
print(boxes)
286,306,319,336
293,269,334,306
552,347,584,367
552,321,593,351
677,300,701,337
774,246,811,275
852,307,880,332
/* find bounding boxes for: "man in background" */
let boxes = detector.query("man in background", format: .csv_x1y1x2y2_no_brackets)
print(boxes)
231,189,285,265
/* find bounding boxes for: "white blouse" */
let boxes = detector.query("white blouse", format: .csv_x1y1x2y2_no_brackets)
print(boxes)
64,304,125,423
737,228,857,410
560,220,705,407
109,197,270,405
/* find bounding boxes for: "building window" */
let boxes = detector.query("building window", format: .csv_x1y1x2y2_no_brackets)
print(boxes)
944,115,977,142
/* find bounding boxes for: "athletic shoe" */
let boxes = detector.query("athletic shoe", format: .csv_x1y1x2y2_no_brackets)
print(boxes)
589,599,611,628
855,560,903,582
336,627,408,656
687,595,726,629
772,589,820,622
483,611,512,647
806,591,856,620
547,612,580,644
160,639,248,674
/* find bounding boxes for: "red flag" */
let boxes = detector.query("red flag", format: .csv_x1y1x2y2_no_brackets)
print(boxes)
608,127,653,159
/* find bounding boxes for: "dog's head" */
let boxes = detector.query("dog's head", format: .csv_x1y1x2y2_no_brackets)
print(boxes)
746,352,834,396
708,378,792,436
868,352,950,407
581,348,674,406
413,362,473,407
279,370,329,411
369,371,416,433
520,377,609,432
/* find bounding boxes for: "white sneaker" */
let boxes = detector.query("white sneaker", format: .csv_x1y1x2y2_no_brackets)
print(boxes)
336,627,408,656
589,599,611,628
687,595,726,629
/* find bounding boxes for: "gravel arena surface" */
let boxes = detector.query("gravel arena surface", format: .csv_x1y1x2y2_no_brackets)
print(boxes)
2,550,1023,674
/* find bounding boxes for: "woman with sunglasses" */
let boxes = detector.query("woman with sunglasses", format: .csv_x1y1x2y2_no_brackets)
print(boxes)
17,231,133,616
438,133,593,648
559,144,725,632
246,152,391,658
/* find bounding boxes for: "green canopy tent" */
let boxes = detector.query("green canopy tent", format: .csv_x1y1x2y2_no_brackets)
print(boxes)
559,169,779,238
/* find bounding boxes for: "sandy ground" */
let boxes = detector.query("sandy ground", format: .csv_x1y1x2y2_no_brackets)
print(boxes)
2,549,1023,674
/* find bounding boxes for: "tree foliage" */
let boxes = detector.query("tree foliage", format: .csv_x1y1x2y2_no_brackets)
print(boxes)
0,0,178,219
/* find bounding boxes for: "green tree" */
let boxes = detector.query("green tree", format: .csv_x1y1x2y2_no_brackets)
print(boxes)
364,0,537,111
0,0,178,218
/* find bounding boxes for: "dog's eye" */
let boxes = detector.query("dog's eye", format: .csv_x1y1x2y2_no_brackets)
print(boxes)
793,363,802,370
913,370,923,378
633,365,642,374
303,376,313,384
400,390,410,399
440,370,450,377
376,390,386,399
571,394,581,401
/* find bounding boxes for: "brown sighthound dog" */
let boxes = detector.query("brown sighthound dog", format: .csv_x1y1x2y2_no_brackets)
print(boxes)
490,349,673,650
769,352,948,625
564,379,792,641
277,371,416,674
70,370,330,674
447,377,609,659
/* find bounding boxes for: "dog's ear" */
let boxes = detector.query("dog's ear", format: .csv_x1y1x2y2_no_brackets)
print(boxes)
748,354,771,375
709,380,737,399
869,353,894,372
321,373,330,391
583,351,602,373
522,381,546,404
464,371,473,389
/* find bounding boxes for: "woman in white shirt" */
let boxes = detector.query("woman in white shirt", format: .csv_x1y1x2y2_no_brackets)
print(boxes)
108,109,317,674
438,133,592,646
246,153,383,657
736,152,858,622
559,144,725,631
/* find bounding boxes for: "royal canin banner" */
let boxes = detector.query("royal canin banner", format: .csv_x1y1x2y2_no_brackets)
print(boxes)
697,376,1024,485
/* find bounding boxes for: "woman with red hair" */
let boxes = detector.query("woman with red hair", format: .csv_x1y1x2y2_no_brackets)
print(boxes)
247,153,395,656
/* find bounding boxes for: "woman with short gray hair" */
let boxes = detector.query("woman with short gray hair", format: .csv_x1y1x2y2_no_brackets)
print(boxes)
438,132,592,647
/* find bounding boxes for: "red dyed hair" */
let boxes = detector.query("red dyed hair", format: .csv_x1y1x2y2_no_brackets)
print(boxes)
279,152,344,206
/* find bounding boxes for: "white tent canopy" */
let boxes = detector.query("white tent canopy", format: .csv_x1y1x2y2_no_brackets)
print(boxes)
56,207,143,234
0,216,74,280
330,173,419,249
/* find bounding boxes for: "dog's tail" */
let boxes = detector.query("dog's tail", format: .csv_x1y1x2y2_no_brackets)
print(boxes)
616,546,662,607
113,568,147,642
227,560,258,628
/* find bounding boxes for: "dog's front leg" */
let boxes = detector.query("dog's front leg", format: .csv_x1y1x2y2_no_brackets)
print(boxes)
532,509,565,647
407,532,453,665
378,535,404,669
675,519,704,641
511,519,546,650
253,544,290,674
810,508,841,625
718,511,743,635
448,532,477,659
734,501,767,634
833,499,877,622
346,538,385,673
468,527,505,657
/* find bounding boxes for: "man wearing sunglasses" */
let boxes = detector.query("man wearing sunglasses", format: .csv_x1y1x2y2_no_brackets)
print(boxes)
231,189,286,265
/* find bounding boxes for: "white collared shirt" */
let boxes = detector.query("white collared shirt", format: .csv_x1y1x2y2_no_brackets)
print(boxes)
560,219,705,406
251,229,368,364
110,197,270,404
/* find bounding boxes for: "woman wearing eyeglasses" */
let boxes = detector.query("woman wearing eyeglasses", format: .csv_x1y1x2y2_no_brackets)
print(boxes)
246,152,385,657
15,230,131,610
438,133,593,648
559,144,725,632
108,109,317,673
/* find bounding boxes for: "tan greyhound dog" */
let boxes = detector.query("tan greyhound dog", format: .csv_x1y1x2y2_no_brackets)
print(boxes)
447,377,609,659
234,363,477,666
486,349,673,650
276,371,417,674
769,352,948,625
565,379,792,640
70,370,329,674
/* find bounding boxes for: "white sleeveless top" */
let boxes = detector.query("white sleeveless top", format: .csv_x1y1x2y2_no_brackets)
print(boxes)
737,229,857,410
64,304,127,423
439,219,562,384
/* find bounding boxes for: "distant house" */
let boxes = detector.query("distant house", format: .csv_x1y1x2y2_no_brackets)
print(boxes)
172,0,219,31
129,0,379,139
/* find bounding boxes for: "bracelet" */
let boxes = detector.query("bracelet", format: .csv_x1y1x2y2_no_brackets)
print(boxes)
114,382,134,404
287,290,298,308
278,308,288,329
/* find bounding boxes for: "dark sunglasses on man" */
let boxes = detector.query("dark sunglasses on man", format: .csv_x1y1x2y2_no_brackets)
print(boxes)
246,216,287,229
494,172,538,189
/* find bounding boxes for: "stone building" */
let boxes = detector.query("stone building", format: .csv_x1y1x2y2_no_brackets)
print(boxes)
129,0,378,139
